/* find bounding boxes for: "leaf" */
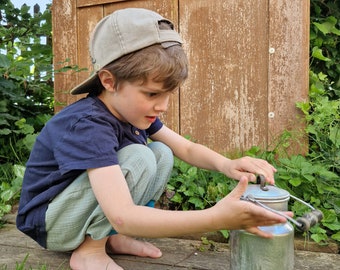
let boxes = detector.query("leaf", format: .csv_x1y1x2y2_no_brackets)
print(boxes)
0,204,12,214
313,16,340,36
312,47,331,61
188,197,204,209
0,54,11,68
329,125,340,148
13,164,26,179
311,232,328,243
22,133,38,151
0,128,11,135
1,189,15,202
289,178,302,187
313,21,333,35
324,222,340,231
331,231,340,241
187,166,197,177
219,230,229,239
170,193,182,203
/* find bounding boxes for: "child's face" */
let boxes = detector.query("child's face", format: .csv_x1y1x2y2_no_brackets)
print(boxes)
102,78,173,129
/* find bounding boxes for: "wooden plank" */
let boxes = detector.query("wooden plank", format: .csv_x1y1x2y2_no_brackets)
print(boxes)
267,0,309,153
76,5,104,93
179,0,269,153
0,224,229,270
77,0,125,8
52,0,79,112
1,223,340,269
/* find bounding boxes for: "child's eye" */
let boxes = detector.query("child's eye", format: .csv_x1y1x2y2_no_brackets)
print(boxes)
147,92,158,97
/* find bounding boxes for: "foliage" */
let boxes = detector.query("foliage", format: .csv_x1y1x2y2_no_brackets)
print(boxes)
307,0,340,176
165,157,235,211
275,155,340,244
310,0,340,100
0,1,53,218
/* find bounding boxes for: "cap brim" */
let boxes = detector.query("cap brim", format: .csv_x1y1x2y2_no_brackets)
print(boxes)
70,73,98,95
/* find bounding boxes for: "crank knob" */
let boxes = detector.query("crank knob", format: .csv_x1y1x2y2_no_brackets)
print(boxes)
296,210,323,232
311,209,324,222
296,216,311,232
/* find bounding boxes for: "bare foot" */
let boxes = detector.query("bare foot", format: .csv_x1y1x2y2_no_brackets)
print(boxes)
70,236,123,270
106,234,162,258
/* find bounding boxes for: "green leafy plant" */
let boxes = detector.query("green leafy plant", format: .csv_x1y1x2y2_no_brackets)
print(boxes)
165,157,236,211
275,155,340,244
310,0,340,100
0,1,53,219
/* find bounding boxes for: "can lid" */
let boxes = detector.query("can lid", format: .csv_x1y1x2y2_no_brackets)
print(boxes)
243,184,290,201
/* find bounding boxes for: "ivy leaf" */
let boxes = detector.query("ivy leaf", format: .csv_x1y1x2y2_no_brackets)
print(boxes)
312,46,331,61
313,16,340,36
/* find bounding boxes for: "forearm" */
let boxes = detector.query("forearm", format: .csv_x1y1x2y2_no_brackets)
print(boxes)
175,142,276,183
108,204,219,238
175,142,230,174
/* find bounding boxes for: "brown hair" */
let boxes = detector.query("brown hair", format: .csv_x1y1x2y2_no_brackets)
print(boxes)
90,43,188,96
90,19,188,96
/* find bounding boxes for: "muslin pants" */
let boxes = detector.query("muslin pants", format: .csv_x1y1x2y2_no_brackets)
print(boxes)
45,142,173,251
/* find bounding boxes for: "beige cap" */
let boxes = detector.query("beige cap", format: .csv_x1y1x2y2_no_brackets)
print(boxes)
71,8,183,95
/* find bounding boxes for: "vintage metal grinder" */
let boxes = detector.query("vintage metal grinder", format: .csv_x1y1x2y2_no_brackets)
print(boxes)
230,175,323,270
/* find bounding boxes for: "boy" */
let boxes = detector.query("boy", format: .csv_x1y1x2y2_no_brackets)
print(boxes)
17,8,288,270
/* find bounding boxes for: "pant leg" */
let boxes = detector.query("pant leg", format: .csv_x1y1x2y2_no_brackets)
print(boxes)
45,142,173,251
117,142,173,205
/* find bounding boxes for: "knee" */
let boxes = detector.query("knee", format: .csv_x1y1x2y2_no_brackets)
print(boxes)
148,142,174,167
118,144,158,175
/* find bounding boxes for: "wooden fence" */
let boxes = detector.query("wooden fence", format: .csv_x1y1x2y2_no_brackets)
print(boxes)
52,0,309,155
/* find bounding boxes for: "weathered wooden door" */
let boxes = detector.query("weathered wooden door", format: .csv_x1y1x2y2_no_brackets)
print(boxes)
53,0,309,154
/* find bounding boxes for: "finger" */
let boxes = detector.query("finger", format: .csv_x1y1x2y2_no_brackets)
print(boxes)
245,227,273,238
230,170,256,182
228,176,249,199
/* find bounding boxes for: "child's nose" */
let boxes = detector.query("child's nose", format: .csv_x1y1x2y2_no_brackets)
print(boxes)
154,95,170,112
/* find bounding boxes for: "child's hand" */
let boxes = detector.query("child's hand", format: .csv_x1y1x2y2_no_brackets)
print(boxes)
223,156,277,185
212,177,291,238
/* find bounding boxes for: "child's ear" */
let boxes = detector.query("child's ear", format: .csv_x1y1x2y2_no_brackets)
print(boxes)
98,70,115,92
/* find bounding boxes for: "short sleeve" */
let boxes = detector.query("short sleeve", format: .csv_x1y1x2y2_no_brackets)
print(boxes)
54,116,120,174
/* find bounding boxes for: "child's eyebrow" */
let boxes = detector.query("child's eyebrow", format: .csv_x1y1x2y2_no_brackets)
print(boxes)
142,86,167,92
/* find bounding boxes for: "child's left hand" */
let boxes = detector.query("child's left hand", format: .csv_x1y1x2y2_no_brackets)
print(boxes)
222,156,277,185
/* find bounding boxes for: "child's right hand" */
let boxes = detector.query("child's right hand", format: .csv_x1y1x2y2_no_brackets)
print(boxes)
212,177,292,238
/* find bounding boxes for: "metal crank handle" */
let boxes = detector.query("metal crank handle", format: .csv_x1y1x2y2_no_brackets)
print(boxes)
242,195,324,232
241,195,302,227
289,193,315,210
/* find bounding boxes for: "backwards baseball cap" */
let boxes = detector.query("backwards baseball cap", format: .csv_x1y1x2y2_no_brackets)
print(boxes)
70,8,183,95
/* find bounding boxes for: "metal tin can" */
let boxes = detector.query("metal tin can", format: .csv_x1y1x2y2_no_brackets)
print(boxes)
230,184,294,270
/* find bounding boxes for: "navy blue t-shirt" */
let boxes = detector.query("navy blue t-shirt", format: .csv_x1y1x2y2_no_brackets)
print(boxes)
16,96,163,248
